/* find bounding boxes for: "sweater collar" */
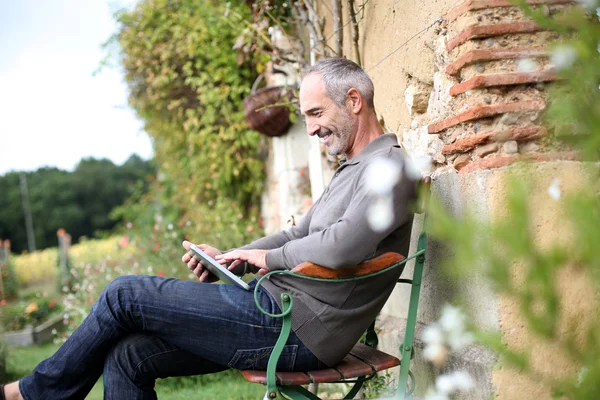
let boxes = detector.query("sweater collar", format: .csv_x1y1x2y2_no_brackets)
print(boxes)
339,133,400,166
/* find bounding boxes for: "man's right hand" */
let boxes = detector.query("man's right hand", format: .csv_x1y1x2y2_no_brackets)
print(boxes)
181,241,221,282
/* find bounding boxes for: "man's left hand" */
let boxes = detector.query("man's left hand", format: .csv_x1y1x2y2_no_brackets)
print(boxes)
216,250,269,275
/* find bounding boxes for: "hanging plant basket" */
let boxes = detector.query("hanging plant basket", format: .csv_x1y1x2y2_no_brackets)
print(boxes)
243,84,293,138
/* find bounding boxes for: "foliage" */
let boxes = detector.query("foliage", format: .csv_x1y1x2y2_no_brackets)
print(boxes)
1,252,19,299
0,155,154,253
427,2,600,398
1,295,63,332
11,247,58,286
109,0,266,252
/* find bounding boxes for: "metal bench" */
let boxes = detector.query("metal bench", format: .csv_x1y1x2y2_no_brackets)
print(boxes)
242,180,429,399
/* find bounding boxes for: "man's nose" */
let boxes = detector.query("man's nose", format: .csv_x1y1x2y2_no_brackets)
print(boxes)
306,120,320,137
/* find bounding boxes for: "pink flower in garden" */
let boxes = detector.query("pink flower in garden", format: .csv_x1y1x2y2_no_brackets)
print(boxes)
157,271,166,277
119,235,130,248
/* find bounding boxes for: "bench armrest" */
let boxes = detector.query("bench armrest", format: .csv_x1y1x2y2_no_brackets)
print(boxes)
290,252,405,279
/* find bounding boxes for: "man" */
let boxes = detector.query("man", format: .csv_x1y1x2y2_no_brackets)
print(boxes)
2,58,416,400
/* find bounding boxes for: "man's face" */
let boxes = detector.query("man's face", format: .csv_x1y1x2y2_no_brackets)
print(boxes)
299,74,356,157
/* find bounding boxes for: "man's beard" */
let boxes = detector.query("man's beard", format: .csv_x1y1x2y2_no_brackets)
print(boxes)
325,113,356,157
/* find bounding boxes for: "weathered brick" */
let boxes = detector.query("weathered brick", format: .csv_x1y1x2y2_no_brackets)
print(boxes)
428,101,545,134
446,48,548,76
442,133,493,154
459,151,578,174
447,0,575,22
441,126,544,155
474,142,499,157
447,22,542,52
449,71,558,96
453,155,472,170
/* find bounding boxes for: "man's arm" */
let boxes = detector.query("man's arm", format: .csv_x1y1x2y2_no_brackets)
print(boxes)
223,199,319,275
265,163,416,270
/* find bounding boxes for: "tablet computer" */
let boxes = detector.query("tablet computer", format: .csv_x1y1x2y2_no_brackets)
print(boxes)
188,244,250,291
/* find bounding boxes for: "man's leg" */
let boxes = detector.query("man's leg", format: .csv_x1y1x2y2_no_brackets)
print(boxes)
18,275,321,400
103,333,227,400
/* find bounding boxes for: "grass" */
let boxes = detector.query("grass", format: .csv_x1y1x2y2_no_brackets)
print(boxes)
3,342,267,399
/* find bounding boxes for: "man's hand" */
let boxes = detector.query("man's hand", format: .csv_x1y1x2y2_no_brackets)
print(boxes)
181,241,225,282
216,249,269,276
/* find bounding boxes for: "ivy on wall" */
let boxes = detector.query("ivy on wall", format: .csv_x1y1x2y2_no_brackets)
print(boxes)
112,0,266,249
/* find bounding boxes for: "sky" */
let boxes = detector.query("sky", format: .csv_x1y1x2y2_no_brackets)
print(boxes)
0,0,153,175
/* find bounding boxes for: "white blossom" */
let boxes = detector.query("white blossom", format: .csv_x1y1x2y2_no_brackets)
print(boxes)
367,196,394,232
548,178,561,200
423,342,448,366
551,45,578,70
406,154,433,180
436,371,474,394
423,323,445,346
516,58,538,73
439,304,474,351
364,158,401,195
167,223,173,230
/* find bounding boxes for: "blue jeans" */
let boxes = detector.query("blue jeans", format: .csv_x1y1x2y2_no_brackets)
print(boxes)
19,275,323,400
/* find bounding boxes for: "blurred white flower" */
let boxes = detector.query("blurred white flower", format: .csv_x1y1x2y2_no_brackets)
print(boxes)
439,304,474,351
516,58,538,73
147,266,153,273
126,222,133,229
578,367,588,385
367,196,394,232
423,323,445,346
51,328,57,335
423,341,448,367
364,158,401,195
168,223,173,230
436,371,474,394
406,154,432,180
551,45,577,70
548,178,561,200
105,274,112,281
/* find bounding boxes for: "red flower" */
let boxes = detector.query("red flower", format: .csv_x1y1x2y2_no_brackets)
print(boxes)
157,271,166,278
246,226,254,233
0,300,5,306
49,299,57,309
152,243,161,252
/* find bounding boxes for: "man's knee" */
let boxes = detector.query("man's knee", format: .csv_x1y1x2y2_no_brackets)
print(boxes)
105,334,158,385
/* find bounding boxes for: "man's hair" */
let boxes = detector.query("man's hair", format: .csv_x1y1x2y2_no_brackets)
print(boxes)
305,58,375,110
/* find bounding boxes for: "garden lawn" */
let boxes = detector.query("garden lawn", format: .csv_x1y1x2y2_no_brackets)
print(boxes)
3,343,266,399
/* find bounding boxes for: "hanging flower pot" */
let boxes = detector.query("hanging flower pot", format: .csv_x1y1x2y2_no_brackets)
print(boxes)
243,76,294,137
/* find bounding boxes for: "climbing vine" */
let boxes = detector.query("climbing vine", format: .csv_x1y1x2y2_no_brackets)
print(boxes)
110,0,266,250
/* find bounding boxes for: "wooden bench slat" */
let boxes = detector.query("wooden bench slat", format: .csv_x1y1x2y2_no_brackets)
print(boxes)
241,344,400,385
333,354,374,379
349,343,401,371
306,368,344,383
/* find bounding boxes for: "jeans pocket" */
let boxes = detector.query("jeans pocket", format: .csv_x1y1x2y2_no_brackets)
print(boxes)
228,345,298,371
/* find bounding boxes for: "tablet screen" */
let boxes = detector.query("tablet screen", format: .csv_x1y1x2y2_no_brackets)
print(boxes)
188,245,251,291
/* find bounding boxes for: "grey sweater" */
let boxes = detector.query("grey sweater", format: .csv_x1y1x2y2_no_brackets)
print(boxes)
241,134,417,366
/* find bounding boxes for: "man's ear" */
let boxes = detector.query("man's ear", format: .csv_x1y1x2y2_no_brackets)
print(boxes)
346,88,362,114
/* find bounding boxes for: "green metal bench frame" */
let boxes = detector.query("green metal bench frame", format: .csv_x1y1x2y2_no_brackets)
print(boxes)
248,219,428,400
